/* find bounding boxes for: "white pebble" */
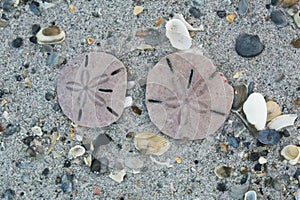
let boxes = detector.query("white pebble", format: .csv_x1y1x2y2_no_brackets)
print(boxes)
124,96,133,108
258,156,267,164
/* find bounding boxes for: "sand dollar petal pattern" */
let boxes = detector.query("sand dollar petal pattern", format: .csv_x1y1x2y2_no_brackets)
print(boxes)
146,51,234,140
57,52,127,127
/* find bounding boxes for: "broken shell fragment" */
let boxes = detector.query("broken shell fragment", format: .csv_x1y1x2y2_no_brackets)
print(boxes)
266,100,282,121
244,190,257,200
166,19,191,50
282,0,299,8
281,145,300,165
172,14,204,31
287,5,299,16
214,165,233,179
134,132,170,156
294,11,300,28
267,114,297,130
133,6,144,16
36,25,65,44
243,93,267,130
68,145,85,158
109,169,126,183
124,157,144,169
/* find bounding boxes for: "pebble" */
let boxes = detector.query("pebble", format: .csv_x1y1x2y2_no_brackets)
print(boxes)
29,1,41,16
131,105,142,115
93,133,112,147
249,152,260,161
124,96,133,108
22,136,34,146
238,0,249,16
11,37,23,48
257,129,282,145
189,7,202,18
235,34,264,57
22,174,30,183
46,53,66,66
216,182,227,191
26,147,37,157
64,160,71,168
0,20,9,27
91,158,109,174
232,84,248,110
31,24,41,35
214,165,233,178
52,103,61,111
42,168,50,176
247,82,255,95
29,36,37,44
61,173,73,193
227,136,239,148
291,37,300,48
271,0,279,6
282,0,299,8
216,10,227,18
45,92,55,101
2,0,14,11
270,10,288,27
258,156,267,164
254,163,262,171
2,189,15,200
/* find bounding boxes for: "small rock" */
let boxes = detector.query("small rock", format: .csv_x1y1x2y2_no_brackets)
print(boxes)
271,0,280,6
124,156,144,169
91,158,109,174
216,182,227,191
257,129,282,145
109,169,126,183
227,136,239,148
22,136,34,146
29,1,41,16
189,7,202,18
266,100,282,121
216,10,227,18
249,152,260,161
226,13,237,23
254,163,262,171
46,53,66,66
0,20,9,27
42,168,50,176
2,189,15,200
52,103,61,111
232,84,248,110
93,134,112,147
45,92,54,101
132,105,142,115
282,0,299,8
64,160,71,168
258,156,267,164
238,0,249,16
31,126,43,136
31,24,41,35
133,6,144,16
61,173,73,193
294,11,300,28
22,174,30,183
214,165,233,179
270,10,288,27
2,0,14,11
29,36,37,44
235,34,264,57
12,37,23,48
291,37,300,48
124,96,133,108
26,147,37,157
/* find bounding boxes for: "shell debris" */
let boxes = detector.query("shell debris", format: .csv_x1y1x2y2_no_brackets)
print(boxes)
68,145,86,158
134,6,144,16
266,100,282,121
109,169,126,183
267,114,297,130
36,25,65,45
281,145,300,165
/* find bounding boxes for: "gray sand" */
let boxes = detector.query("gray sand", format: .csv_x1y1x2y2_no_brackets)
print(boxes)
0,0,299,199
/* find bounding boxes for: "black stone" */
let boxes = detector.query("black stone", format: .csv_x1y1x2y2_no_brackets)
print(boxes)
240,175,248,184
249,152,260,161
254,163,262,171
42,168,50,176
31,24,41,35
270,10,288,27
260,150,268,156
12,37,23,48
216,10,226,18
22,136,35,146
235,33,264,57
29,36,37,44
216,182,227,191
45,92,54,101
29,1,41,16
91,159,101,173
15,75,22,81
189,7,202,18
64,160,71,168
52,103,61,112
266,4,271,9
91,158,109,174
293,169,300,181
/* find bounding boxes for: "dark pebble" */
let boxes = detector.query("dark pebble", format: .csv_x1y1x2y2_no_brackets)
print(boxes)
227,136,239,148
260,150,268,156
46,53,66,66
240,174,248,184
243,142,250,149
194,160,199,164
42,168,50,176
93,133,112,147
22,136,35,146
281,130,290,137
29,1,41,16
293,169,300,181
61,173,73,193
216,10,226,18
29,36,37,44
254,163,262,171
132,105,142,115
24,62,30,68
2,189,15,200
249,152,260,161
266,4,271,9
91,159,101,173
247,81,255,95
291,37,300,48
157,182,163,188
257,129,282,145
31,24,41,35
15,74,22,81
45,92,54,101
232,84,248,110
216,182,227,191
12,37,23,48
91,158,109,174
2,0,13,11
5,123,20,135
64,160,71,168
271,0,279,6
13,10,21,19
189,7,202,18
270,10,288,27
235,33,264,57
2,14,9,21
52,103,61,111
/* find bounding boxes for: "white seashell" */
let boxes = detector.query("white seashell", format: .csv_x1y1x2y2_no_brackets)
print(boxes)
244,190,257,200
84,154,92,167
166,19,192,50
173,14,204,31
31,126,43,136
243,93,267,130
124,96,133,108
280,145,300,165
109,169,126,183
36,25,65,45
294,11,300,28
124,156,144,169
258,156,267,164
134,132,171,156
267,114,297,130
68,145,85,158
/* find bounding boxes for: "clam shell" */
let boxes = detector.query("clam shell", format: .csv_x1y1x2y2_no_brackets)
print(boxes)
266,100,282,121
267,114,297,130
280,145,300,165
134,132,170,156
166,19,192,50
244,190,257,200
36,25,65,44
68,145,85,158
243,93,267,130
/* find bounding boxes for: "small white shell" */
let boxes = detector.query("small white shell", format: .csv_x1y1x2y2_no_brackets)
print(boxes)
267,114,297,130
31,126,43,136
36,25,65,45
173,14,204,31
68,145,85,158
243,93,267,130
244,190,257,200
166,19,192,50
294,11,300,28
124,96,133,108
258,156,267,164
280,145,300,165
109,169,126,183
134,132,171,156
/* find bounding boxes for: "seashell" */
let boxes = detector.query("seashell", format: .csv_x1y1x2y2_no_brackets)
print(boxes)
214,165,233,179
267,114,297,130
287,5,299,16
172,14,204,31
294,11,300,28
243,93,267,130
270,10,288,27
165,19,192,50
226,13,237,23
281,145,300,165
84,154,92,167
282,0,299,8
124,156,144,169
124,96,133,108
31,126,43,136
133,6,144,16
238,0,249,16
244,190,257,200
257,129,282,145
232,84,248,110
134,132,171,155
68,145,85,158
266,100,282,121
36,25,65,44
109,169,126,183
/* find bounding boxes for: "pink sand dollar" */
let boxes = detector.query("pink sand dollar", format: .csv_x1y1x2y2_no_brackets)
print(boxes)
57,52,127,127
146,51,234,140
